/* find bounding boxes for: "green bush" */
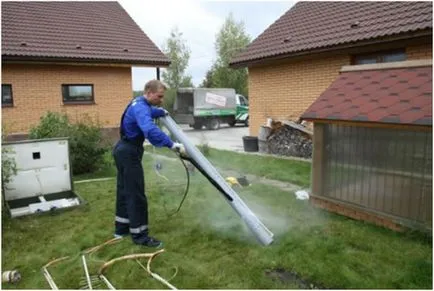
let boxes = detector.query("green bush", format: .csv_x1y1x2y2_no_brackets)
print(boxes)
29,112,110,175
1,146,17,186
28,111,70,138
1,128,17,192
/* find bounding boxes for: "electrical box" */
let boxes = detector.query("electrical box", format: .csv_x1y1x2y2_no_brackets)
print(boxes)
2,138,84,218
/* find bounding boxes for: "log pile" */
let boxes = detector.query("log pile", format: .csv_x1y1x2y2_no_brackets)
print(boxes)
265,120,313,159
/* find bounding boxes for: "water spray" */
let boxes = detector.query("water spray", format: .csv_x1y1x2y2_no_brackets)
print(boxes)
160,115,274,246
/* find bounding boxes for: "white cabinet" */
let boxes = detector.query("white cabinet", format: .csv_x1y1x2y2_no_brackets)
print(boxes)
3,138,84,217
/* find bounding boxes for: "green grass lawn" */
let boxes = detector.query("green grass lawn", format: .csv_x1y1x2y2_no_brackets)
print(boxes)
145,146,312,187
2,147,432,289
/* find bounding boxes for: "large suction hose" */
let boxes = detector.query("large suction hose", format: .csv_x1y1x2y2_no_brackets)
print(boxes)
160,116,274,246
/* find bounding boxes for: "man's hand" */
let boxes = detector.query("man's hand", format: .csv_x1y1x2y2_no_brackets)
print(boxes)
171,142,187,156
151,107,169,118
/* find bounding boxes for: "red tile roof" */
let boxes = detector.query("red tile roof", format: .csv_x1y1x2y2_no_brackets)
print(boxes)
230,1,432,67
301,62,432,126
1,2,170,66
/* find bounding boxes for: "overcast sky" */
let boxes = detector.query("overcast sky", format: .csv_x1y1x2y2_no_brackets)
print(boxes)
118,1,295,90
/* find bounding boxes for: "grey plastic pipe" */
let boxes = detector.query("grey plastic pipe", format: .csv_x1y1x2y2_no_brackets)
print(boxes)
160,115,274,246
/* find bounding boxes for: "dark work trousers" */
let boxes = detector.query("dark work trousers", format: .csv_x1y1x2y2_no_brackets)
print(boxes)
112,140,149,240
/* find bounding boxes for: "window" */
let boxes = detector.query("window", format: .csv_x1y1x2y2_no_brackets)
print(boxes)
237,94,249,106
352,49,407,65
2,84,13,107
62,84,94,104
240,96,248,106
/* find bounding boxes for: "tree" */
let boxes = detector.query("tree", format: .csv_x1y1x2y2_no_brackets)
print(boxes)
161,27,193,89
215,14,251,66
161,27,194,113
133,90,143,97
205,14,251,95
199,66,216,88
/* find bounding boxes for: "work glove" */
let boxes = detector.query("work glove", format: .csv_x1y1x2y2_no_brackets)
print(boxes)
171,142,187,156
151,107,168,118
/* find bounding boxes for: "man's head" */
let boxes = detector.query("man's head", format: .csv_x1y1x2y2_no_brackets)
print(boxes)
144,80,166,106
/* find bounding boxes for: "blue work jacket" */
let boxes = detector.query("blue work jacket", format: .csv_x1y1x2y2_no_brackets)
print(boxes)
121,96,173,148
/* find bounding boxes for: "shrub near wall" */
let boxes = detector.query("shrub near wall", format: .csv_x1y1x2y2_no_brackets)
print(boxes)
29,112,110,175
1,127,17,194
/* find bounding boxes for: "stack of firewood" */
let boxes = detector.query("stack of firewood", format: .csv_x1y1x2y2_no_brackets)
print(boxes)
266,121,313,159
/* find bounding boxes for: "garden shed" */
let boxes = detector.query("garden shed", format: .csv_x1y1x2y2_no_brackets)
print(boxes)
301,60,432,231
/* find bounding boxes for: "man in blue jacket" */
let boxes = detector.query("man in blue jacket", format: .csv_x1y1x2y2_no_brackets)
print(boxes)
112,79,185,248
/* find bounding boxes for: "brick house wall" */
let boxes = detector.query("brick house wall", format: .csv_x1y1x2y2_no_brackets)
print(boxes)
247,44,433,136
2,63,132,134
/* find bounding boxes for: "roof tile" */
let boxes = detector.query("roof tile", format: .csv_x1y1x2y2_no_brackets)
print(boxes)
378,95,401,107
1,2,169,65
413,117,432,125
367,108,390,122
400,109,429,123
381,116,402,124
352,115,369,122
301,65,432,126
230,1,432,66
387,102,413,115
359,102,380,114
411,95,431,107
